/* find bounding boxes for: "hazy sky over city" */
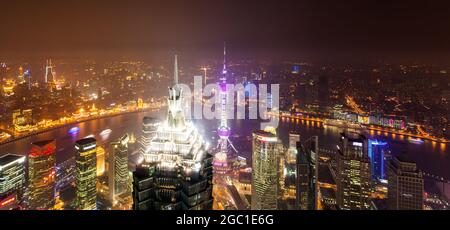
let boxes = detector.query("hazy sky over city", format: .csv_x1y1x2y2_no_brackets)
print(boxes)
1,0,450,60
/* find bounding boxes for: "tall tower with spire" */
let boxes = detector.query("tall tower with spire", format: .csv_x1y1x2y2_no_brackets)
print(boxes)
132,55,213,210
45,59,55,83
214,43,237,175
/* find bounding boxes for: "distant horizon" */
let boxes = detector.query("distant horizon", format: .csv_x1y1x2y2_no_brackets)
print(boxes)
2,0,450,64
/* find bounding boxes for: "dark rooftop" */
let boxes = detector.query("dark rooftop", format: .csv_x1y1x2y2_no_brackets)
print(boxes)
32,139,55,147
0,154,25,166
395,155,416,164
253,130,277,138
340,132,367,142
75,137,96,146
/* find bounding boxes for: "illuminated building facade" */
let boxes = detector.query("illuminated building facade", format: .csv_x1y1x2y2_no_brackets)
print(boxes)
0,193,19,210
12,109,33,132
251,130,279,210
45,59,55,83
0,154,26,206
296,136,318,210
368,140,387,181
75,138,97,210
336,133,371,210
138,117,160,156
96,146,105,176
109,134,130,202
387,156,424,210
28,140,56,210
132,55,213,210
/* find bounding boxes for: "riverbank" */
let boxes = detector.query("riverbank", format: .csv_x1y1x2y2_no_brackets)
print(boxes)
270,112,449,144
0,108,159,146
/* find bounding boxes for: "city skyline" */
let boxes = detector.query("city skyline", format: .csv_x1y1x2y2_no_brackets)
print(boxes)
0,0,449,218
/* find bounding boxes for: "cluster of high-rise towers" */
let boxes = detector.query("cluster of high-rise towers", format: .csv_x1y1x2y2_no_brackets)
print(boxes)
0,47,424,210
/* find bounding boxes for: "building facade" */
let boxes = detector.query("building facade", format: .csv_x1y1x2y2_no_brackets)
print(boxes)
368,140,388,181
28,140,56,210
0,154,26,206
251,130,279,210
109,134,130,201
296,136,318,210
75,138,97,210
387,156,424,210
336,133,372,210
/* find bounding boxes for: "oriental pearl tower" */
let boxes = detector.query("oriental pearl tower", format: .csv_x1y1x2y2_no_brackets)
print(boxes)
213,43,237,175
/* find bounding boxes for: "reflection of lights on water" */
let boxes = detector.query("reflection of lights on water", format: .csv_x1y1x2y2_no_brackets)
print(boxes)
440,143,446,151
431,141,437,149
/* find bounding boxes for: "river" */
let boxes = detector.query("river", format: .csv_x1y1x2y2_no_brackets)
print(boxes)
0,110,448,192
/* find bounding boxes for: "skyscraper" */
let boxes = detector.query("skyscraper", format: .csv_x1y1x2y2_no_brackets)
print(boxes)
336,132,371,210
368,140,387,181
251,130,279,210
0,154,26,205
28,140,56,210
45,59,55,83
132,55,213,210
387,156,424,210
75,138,97,210
139,117,160,156
109,134,130,202
318,74,330,108
296,136,318,210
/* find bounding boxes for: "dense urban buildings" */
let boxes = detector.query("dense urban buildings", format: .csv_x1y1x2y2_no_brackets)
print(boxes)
387,156,424,210
28,140,56,210
75,138,98,210
0,2,449,216
132,56,213,210
336,133,372,210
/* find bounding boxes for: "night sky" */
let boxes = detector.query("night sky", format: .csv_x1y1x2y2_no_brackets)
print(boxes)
1,0,450,61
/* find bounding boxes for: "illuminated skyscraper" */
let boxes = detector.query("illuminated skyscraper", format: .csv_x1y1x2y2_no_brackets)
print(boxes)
387,156,424,210
75,138,97,210
18,66,25,84
132,55,213,210
368,140,387,181
0,154,26,205
251,130,279,210
45,59,55,83
28,140,56,210
296,136,318,210
138,117,160,156
109,134,130,202
336,133,371,210
214,43,237,175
